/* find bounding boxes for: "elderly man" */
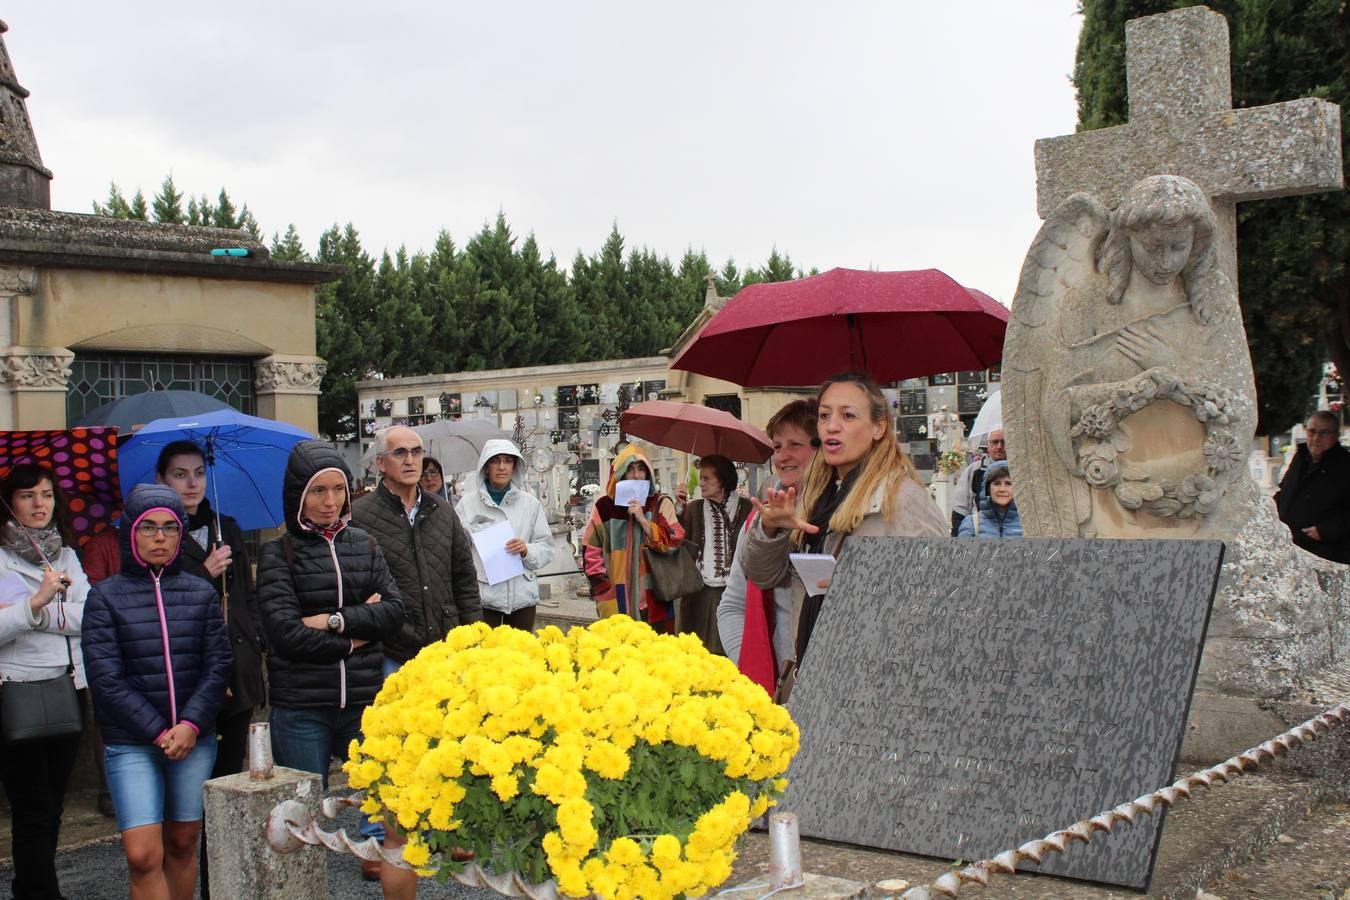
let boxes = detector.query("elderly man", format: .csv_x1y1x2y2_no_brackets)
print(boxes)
351,425,481,891
1276,411,1350,564
950,428,1006,536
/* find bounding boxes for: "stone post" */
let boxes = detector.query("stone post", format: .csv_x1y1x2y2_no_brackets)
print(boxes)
204,766,327,899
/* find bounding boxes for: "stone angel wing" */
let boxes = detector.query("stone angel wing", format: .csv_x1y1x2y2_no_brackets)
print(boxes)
1001,192,1110,537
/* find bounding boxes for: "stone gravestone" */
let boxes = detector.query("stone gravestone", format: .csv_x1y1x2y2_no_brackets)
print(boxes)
1002,6,1346,733
782,537,1223,890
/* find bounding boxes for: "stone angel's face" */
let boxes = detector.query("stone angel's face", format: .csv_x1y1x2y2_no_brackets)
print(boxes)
1129,222,1194,286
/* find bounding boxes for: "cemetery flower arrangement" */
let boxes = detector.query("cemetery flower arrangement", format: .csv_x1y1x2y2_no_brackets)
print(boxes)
345,616,799,899
936,448,967,476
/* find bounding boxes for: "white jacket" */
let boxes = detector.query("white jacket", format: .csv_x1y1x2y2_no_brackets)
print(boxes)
456,440,554,614
0,546,89,688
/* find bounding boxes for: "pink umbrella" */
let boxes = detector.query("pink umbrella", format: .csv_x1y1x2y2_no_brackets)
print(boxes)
620,400,773,464
671,267,1009,387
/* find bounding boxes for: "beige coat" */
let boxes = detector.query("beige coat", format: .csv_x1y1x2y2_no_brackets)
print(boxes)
741,477,947,673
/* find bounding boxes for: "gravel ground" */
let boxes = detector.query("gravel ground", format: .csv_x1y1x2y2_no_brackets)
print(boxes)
0,804,502,899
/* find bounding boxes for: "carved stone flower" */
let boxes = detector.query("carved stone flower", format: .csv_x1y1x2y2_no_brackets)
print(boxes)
1072,405,1116,440
1203,432,1244,473
1117,480,1145,509
1081,455,1119,489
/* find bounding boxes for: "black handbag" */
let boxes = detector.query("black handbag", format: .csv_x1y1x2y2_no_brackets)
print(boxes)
0,623,82,744
644,544,703,604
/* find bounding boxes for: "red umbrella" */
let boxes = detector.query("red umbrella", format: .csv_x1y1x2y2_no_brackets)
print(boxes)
620,400,773,464
671,267,1009,387
0,427,121,547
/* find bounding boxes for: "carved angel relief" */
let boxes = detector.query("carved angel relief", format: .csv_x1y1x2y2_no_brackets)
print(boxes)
1003,175,1257,539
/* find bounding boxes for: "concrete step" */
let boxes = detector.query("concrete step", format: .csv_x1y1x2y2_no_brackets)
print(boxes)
1196,799,1350,899
727,768,1345,898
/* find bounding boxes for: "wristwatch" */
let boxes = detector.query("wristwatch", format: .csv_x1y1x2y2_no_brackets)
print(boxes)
327,613,343,632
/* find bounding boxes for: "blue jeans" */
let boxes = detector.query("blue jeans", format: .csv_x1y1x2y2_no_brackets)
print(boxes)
105,740,218,832
270,703,388,843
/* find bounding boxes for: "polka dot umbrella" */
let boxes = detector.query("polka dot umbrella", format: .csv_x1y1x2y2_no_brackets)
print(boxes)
0,427,120,547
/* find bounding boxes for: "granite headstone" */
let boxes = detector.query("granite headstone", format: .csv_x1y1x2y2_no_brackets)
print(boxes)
781,537,1223,890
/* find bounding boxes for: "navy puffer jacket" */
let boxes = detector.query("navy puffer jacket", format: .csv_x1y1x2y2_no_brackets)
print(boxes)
82,484,232,746
258,441,404,710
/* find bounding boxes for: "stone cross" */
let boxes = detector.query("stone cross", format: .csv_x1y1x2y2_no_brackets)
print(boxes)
1034,5,1343,281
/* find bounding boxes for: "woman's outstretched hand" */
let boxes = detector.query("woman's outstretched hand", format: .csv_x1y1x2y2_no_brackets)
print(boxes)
750,487,817,538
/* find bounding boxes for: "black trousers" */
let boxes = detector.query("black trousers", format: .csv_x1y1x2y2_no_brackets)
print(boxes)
0,707,83,900
482,606,537,632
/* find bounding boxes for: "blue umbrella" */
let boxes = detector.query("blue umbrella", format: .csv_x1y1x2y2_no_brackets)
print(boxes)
118,409,314,531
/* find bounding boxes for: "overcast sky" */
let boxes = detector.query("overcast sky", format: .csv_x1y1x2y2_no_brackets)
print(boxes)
7,2,1082,303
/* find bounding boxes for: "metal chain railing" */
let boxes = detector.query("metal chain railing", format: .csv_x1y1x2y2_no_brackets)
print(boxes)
897,701,1349,899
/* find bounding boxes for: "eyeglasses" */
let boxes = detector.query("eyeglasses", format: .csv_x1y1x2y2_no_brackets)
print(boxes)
135,522,182,538
381,447,425,461
1307,429,1338,437
422,468,442,477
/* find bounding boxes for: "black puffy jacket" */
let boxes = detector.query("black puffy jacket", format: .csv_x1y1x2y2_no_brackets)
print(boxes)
352,481,481,663
82,484,233,746
258,441,404,709
180,499,266,713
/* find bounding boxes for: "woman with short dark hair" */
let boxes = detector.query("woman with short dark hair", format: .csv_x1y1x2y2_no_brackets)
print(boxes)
677,454,750,655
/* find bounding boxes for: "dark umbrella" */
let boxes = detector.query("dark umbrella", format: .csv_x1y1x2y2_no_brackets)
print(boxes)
619,400,773,464
671,267,1010,387
117,410,313,532
76,390,232,435
0,427,120,548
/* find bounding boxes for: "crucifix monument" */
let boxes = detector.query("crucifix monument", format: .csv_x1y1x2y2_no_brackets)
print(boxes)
1003,5,1344,748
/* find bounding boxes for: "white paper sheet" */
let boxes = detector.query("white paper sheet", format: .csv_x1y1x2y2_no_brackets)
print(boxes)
789,553,837,597
471,521,526,586
613,479,651,507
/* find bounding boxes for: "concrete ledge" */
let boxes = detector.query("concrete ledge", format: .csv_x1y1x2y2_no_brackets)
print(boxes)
728,770,1343,898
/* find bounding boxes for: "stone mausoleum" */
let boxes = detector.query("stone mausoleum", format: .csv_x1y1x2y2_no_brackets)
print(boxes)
0,20,336,434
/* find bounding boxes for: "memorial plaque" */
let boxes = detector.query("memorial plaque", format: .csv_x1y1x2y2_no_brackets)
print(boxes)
782,538,1222,890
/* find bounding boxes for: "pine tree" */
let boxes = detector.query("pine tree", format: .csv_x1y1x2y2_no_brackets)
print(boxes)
314,223,379,440
187,194,215,228
92,182,134,218
151,174,185,224
213,190,239,230
270,224,308,261
128,190,149,221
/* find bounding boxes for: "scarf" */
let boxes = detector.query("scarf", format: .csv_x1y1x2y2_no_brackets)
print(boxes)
1,520,63,567
186,500,216,552
801,466,861,554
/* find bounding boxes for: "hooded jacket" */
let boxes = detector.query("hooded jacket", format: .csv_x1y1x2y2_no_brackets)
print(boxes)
956,461,1023,539
82,484,232,746
258,441,404,709
581,444,685,626
455,439,554,615
352,461,481,662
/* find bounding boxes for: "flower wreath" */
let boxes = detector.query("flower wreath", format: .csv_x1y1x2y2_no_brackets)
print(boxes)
1069,370,1243,519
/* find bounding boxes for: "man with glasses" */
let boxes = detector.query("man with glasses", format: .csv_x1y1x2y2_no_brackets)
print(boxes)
1276,410,1350,563
950,428,1007,536
351,425,481,889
